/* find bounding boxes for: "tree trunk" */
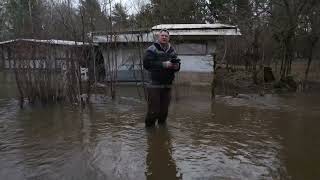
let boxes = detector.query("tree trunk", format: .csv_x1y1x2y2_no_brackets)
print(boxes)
28,0,34,35
305,55,312,81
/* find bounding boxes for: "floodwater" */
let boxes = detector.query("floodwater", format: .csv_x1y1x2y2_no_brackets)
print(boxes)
1,82,320,180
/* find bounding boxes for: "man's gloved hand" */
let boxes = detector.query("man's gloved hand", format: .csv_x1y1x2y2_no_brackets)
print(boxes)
163,61,179,70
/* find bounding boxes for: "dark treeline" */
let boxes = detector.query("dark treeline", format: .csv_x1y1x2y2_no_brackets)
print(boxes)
1,0,319,81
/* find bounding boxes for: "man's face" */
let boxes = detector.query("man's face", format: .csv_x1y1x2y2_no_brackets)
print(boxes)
158,31,170,44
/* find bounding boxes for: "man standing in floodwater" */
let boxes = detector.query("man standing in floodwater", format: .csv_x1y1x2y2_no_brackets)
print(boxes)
143,29,181,127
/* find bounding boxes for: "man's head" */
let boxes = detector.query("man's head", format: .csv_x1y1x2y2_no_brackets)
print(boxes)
158,29,170,45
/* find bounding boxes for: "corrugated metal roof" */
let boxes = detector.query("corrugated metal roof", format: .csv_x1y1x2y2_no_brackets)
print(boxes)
0,39,95,46
152,23,238,30
0,39,16,45
93,23,241,43
152,24,241,36
158,29,241,36
93,33,154,43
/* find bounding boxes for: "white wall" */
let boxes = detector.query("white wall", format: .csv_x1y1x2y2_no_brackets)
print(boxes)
178,55,213,72
101,45,145,71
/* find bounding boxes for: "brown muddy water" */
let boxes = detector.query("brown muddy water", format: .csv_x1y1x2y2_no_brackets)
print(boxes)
1,82,320,180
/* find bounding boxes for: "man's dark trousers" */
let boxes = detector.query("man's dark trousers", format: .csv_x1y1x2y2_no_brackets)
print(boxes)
145,87,171,127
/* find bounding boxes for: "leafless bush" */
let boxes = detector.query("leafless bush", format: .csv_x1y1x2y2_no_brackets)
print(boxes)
10,41,91,107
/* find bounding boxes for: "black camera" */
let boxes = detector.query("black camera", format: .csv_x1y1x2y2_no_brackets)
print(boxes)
170,58,181,64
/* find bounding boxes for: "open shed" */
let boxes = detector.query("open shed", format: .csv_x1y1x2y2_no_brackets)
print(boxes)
0,39,104,81
92,24,241,84
0,39,90,70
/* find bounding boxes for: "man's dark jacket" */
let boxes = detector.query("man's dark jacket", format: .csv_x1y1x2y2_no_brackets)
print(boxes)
143,42,180,85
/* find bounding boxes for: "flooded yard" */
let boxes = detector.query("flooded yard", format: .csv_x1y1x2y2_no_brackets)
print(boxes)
1,81,320,180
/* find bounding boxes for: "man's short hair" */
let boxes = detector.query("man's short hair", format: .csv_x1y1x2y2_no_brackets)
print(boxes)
159,29,170,35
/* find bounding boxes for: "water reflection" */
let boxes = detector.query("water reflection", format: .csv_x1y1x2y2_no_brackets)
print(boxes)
1,82,320,179
145,126,181,180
